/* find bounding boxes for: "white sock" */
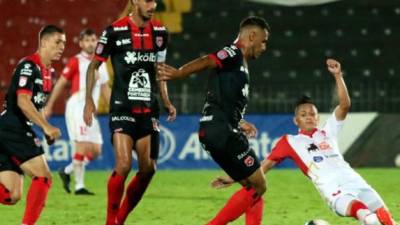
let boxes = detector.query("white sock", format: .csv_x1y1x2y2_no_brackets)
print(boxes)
363,213,381,225
74,160,85,190
64,162,74,174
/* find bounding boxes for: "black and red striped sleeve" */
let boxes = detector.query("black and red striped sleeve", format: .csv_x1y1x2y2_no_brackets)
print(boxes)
95,26,115,62
14,61,37,96
208,45,241,70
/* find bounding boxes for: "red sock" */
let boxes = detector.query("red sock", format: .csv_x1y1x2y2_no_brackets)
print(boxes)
206,187,260,225
245,197,264,225
106,171,127,225
116,172,153,224
350,200,369,220
22,177,51,225
0,183,13,205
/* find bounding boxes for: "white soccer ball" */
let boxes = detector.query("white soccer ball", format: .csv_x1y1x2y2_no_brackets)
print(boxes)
304,219,331,225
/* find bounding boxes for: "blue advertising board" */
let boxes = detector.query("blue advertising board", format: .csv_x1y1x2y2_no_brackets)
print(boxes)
40,115,298,170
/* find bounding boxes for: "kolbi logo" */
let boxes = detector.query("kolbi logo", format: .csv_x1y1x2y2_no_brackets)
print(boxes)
124,51,156,64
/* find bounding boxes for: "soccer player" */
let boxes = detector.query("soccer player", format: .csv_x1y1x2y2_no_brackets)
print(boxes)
157,16,270,225
0,25,65,225
211,59,398,225
45,28,111,195
83,0,176,224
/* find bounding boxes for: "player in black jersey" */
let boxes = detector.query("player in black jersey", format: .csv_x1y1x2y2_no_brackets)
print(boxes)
0,25,65,225
83,0,175,225
157,16,270,225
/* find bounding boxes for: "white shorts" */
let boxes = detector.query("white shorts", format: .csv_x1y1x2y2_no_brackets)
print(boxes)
65,97,103,145
315,173,384,214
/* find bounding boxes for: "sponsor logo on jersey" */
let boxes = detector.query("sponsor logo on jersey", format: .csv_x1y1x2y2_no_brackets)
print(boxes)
128,69,151,101
19,76,28,87
153,26,166,31
134,33,149,37
111,116,136,123
116,38,131,46
21,63,33,76
199,115,213,122
99,31,108,44
34,137,41,147
318,141,331,150
237,148,251,160
113,26,128,31
156,36,163,47
124,51,156,64
307,143,319,152
33,92,47,104
244,155,255,167
313,156,324,163
34,78,43,85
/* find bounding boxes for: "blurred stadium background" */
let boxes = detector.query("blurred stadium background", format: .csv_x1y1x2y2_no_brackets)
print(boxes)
0,0,399,224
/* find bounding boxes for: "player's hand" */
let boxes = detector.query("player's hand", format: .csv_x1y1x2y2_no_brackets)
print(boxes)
43,124,61,145
326,58,342,76
211,176,235,189
157,63,179,81
165,104,177,122
240,121,258,138
83,98,96,126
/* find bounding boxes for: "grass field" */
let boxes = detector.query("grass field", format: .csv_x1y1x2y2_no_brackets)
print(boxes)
1,168,399,225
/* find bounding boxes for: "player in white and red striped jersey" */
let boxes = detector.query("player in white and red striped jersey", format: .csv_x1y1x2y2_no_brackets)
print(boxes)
45,28,111,195
211,59,397,225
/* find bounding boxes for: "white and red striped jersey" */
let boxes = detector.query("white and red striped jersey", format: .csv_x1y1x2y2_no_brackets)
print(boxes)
62,51,109,108
267,113,365,199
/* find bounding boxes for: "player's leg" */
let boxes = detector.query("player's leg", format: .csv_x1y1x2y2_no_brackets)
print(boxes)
105,133,133,225
205,131,265,225
19,154,52,225
72,141,94,195
0,170,23,205
245,196,264,225
358,188,397,225
116,134,155,224
0,153,23,205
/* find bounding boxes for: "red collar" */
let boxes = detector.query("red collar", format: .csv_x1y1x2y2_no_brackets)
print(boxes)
299,128,318,137
26,53,46,70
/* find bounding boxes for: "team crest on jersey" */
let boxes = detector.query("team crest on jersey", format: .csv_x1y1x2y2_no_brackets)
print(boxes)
156,36,164,47
307,143,319,152
244,155,254,167
19,76,28,87
217,50,228,60
96,43,104,55
313,156,324,163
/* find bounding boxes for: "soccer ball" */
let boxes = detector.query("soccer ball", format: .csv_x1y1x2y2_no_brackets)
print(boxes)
305,219,331,225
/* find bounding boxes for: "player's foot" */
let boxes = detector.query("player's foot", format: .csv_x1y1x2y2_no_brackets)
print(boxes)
58,167,71,193
376,207,395,225
75,188,95,195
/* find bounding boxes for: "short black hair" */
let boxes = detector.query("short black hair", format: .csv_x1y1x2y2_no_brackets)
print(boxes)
295,95,314,114
39,25,64,40
240,16,271,33
79,28,96,40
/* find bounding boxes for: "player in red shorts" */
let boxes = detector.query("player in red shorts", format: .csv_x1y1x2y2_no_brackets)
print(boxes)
211,59,398,225
0,25,65,225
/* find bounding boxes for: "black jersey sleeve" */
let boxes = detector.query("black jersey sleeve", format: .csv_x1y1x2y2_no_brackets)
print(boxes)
14,61,37,96
209,45,241,70
95,26,115,62
154,27,169,63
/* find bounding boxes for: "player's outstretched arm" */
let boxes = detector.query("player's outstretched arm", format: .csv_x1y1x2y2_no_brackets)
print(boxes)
44,76,69,117
326,59,351,120
157,55,217,81
84,59,102,126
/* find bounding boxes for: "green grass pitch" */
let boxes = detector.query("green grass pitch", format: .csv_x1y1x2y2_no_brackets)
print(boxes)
1,168,399,225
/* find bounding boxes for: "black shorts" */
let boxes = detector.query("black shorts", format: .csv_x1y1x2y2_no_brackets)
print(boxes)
199,120,260,181
0,127,44,169
0,152,23,174
109,112,155,142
